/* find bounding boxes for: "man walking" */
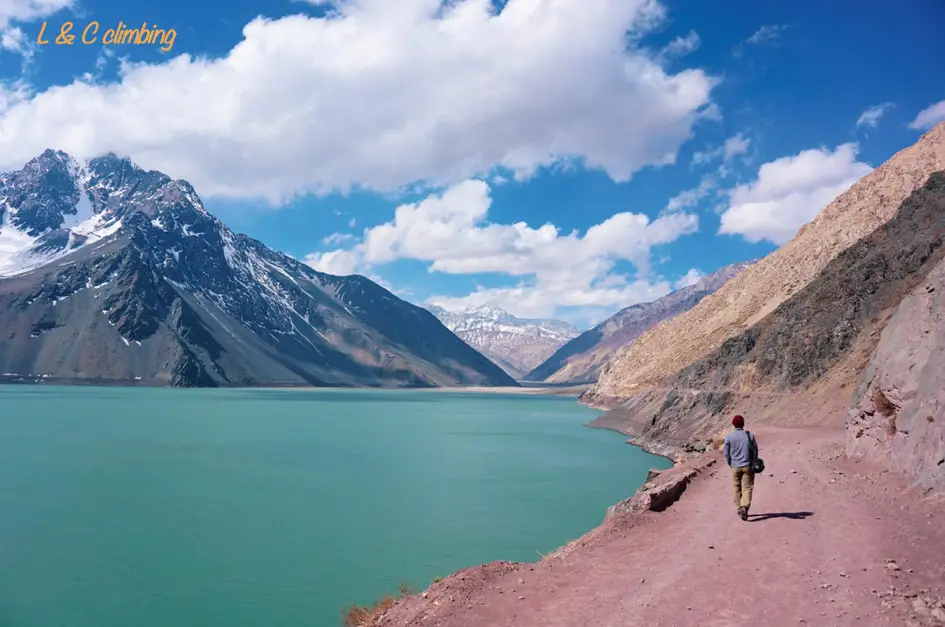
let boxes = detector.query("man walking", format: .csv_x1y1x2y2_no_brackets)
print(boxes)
723,415,758,521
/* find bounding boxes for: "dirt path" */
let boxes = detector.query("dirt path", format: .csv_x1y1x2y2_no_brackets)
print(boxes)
378,427,945,627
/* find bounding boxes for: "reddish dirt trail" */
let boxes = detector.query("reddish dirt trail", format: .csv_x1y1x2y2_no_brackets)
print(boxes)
378,427,945,627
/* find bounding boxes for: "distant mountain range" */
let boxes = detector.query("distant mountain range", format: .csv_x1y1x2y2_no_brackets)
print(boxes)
426,305,579,379
526,261,754,384
0,150,517,388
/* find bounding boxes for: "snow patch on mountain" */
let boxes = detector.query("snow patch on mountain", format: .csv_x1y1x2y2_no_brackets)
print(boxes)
427,304,580,378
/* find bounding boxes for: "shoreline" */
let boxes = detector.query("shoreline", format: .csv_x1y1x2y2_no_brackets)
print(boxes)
584,418,679,467
0,377,588,397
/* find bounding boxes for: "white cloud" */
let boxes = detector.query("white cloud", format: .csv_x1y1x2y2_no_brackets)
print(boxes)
0,0,72,63
0,25,27,53
0,0,716,203
664,176,715,213
655,30,700,65
908,99,945,131
734,24,791,57
0,0,74,67
674,268,704,289
856,102,894,130
0,0,72,28
307,178,699,319
321,232,356,246
692,132,751,165
718,143,873,244
745,24,790,45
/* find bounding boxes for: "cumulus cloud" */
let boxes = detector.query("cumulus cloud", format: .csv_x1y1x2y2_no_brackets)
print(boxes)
718,143,873,244
0,0,716,203
856,102,894,130
307,178,699,319
908,99,945,131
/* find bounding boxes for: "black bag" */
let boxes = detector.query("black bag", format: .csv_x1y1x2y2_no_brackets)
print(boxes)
747,431,765,474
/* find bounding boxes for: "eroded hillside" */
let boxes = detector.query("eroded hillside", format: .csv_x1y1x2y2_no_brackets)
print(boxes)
588,122,945,401
588,170,945,466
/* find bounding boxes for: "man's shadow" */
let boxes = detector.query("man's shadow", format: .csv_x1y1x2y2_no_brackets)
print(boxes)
748,511,814,522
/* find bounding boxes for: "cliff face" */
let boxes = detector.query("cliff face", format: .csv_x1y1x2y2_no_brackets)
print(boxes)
846,254,945,491
525,261,752,384
588,122,945,400
588,170,945,458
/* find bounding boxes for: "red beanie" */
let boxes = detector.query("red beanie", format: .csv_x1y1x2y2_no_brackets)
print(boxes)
732,415,745,428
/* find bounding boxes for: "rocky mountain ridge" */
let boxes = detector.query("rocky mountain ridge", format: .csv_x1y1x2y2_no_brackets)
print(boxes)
584,123,945,491
588,121,945,401
0,150,517,388
426,304,579,379
526,261,753,384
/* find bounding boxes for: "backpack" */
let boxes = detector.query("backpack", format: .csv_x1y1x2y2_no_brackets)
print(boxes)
747,430,765,474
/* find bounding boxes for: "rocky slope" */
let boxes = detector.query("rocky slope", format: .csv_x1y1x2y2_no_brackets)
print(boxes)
587,168,945,459
526,261,752,384
588,121,945,401
426,305,578,379
0,150,517,388
846,253,945,491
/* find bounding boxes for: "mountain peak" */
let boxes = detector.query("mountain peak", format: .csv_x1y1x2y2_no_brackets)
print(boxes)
428,305,579,379
468,304,511,319
0,151,517,389
0,150,201,276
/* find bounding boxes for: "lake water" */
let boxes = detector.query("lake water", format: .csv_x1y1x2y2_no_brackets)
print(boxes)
0,386,670,627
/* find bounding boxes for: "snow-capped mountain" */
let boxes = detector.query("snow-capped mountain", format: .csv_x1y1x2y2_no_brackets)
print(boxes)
426,304,580,379
0,150,517,388
526,261,755,384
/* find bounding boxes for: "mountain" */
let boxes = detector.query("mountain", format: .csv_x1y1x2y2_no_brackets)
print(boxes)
426,305,579,379
581,122,945,491
587,121,945,404
525,261,753,384
0,150,518,388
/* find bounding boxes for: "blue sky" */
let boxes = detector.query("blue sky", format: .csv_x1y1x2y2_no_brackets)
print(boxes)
1,0,944,328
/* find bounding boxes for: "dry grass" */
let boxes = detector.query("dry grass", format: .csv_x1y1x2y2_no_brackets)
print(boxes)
342,583,414,627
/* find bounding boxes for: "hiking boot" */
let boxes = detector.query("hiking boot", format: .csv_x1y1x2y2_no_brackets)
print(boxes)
739,507,748,521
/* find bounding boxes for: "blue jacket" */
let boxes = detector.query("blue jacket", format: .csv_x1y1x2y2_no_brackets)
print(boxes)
723,428,757,468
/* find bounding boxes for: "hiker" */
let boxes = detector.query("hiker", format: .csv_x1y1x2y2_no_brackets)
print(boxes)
723,415,759,521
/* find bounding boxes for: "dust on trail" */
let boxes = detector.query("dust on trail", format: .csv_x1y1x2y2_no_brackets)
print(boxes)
378,427,945,627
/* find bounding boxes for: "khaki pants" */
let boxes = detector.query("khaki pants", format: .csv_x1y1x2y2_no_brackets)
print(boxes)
732,466,754,510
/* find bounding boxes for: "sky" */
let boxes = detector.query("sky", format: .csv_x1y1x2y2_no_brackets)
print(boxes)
0,0,943,329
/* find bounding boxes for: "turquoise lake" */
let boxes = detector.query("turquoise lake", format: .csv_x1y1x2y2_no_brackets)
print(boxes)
0,386,670,627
